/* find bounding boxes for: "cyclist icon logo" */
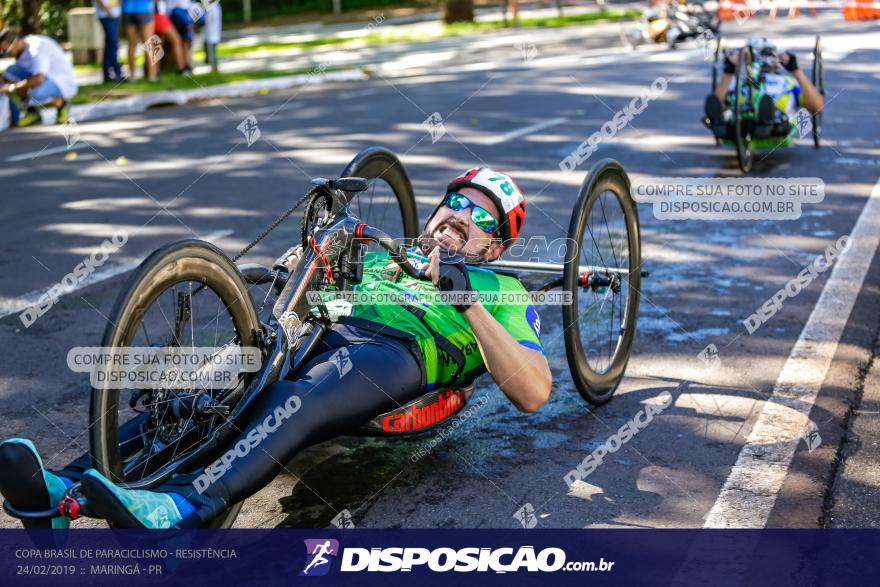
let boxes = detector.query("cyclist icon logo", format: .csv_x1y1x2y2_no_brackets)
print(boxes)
331,347,352,378
422,112,446,143
237,115,262,147
513,502,538,529
698,344,721,371
300,539,340,576
794,108,813,139
799,421,822,452
330,508,355,529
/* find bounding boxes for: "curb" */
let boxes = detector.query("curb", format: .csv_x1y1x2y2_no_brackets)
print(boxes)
47,69,366,125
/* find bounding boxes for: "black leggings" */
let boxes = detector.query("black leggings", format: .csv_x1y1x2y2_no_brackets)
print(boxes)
58,323,426,520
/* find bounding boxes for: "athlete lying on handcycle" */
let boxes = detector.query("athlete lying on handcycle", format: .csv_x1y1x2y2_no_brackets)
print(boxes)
703,36,824,141
0,167,551,529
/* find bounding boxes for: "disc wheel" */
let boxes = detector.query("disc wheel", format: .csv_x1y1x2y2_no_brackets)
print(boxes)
90,239,262,528
811,35,824,149
563,160,642,406
733,46,755,173
341,146,420,242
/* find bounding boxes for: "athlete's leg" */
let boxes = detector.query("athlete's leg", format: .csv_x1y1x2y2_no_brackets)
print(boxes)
82,324,426,527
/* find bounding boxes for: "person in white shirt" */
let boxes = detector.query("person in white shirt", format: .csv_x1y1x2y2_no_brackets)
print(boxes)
93,0,124,82
203,0,222,73
0,29,77,127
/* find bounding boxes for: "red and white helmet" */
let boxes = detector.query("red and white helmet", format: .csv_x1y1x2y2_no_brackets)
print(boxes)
443,167,526,245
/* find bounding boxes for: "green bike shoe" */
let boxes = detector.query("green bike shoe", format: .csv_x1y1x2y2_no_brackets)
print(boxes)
0,439,72,529
80,469,196,529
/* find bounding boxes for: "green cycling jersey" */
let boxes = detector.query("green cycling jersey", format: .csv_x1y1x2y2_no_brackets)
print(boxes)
322,250,544,389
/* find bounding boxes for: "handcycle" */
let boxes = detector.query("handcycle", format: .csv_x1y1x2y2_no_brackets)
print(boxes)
706,35,825,173
3,148,644,528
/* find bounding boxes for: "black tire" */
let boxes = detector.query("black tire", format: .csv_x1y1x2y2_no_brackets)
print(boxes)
90,239,261,528
562,160,641,406
811,35,824,149
341,146,420,242
712,35,726,146
733,46,754,173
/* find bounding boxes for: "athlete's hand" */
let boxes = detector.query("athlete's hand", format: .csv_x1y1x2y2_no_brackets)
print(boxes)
424,247,477,313
723,50,737,75
781,51,799,72
0,84,10,96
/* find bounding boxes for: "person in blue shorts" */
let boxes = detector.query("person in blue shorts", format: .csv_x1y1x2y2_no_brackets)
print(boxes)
121,0,157,81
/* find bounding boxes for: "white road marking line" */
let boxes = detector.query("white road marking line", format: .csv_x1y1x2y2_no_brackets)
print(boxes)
5,142,89,163
0,229,234,321
474,117,568,145
837,157,880,168
704,176,880,528
338,88,379,100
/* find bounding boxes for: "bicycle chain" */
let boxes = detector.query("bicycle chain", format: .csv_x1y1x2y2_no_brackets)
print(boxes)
191,187,321,297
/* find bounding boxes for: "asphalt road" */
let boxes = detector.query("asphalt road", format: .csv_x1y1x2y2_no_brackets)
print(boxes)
1,12,879,529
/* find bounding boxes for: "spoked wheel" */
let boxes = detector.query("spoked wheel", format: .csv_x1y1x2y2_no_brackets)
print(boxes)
341,146,420,242
811,35,824,149
733,46,755,173
563,160,641,406
712,36,727,146
90,239,262,528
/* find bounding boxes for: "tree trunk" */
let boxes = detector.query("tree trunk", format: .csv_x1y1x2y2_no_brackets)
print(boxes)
21,0,42,34
444,0,475,24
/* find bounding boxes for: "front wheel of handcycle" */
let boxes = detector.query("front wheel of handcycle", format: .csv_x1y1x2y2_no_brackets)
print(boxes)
733,45,755,173
341,146,420,242
89,239,263,528
562,159,642,406
811,35,824,149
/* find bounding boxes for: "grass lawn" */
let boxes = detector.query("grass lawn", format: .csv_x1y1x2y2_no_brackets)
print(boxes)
210,9,640,58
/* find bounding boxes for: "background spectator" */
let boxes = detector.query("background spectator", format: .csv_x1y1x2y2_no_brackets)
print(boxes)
204,0,221,73
93,0,124,83
0,28,77,127
167,0,195,72
121,0,156,81
154,1,188,74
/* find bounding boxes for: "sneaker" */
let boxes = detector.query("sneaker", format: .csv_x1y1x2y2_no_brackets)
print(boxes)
56,101,69,125
80,469,195,529
755,95,776,138
704,94,728,140
0,439,72,529
17,107,41,127
758,95,776,125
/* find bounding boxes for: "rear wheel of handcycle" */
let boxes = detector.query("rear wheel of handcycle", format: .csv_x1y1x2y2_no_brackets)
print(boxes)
341,146,420,242
90,239,262,528
733,46,754,173
562,160,642,406
811,35,824,149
